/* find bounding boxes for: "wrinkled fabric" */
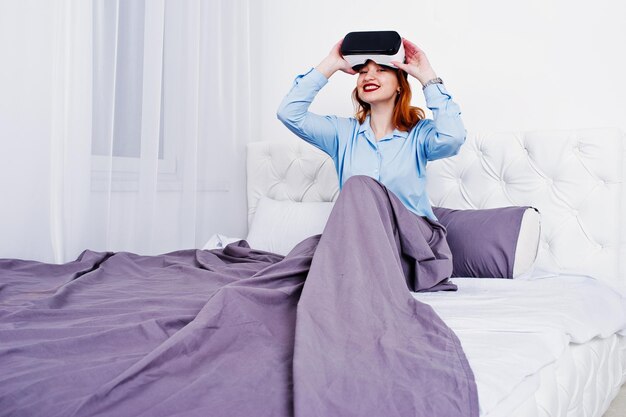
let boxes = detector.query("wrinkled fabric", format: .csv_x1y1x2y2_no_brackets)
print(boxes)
0,176,477,417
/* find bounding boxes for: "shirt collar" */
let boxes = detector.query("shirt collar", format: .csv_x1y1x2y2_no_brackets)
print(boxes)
358,116,409,140
357,117,369,135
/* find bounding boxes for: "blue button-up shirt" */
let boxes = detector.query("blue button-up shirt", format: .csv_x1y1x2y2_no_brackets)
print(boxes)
277,67,466,221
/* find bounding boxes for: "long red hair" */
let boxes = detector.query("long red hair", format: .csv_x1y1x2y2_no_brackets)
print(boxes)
352,68,425,132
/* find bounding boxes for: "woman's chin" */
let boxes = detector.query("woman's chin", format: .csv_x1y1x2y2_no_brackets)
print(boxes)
361,96,394,106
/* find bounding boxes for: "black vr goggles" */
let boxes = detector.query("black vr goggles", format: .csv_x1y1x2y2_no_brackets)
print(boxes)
340,31,405,70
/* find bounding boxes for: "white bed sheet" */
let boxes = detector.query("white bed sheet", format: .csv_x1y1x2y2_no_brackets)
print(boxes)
412,274,626,416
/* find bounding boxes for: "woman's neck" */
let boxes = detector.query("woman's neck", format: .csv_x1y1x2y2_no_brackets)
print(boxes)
369,103,395,141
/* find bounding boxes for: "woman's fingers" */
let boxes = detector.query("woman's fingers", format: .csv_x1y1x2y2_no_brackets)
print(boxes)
402,38,427,63
390,61,408,71
391,61,417,79
332,40,343,56
402,38,416,55
403,38,422,53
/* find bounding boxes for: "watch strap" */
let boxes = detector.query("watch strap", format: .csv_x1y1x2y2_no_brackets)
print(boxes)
422,77,443,90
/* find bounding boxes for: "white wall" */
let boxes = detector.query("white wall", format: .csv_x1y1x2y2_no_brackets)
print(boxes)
259,0,626,142
1,0,624,261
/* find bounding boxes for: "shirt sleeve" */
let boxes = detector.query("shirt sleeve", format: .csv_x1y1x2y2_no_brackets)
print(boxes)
276,68,341,158
420,83,466,161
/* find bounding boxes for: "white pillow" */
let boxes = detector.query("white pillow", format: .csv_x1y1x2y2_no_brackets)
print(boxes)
513,208,541,278
202,234,244,250
246,197,335,255
245,197,540,277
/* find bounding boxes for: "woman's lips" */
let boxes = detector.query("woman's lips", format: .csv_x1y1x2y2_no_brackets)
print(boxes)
363,84,380,92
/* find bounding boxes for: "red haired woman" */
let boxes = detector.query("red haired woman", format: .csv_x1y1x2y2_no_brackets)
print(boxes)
278,37,464,224
276,38,478,416
277,36,466,291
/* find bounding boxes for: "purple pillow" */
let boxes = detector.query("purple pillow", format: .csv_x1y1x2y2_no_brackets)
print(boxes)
432,206,537,278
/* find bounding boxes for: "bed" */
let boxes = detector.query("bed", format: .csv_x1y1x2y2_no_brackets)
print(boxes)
244,127,626,417
1,128,625,417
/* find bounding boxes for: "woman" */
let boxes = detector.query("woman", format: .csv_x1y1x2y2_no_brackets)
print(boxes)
277,37,465,224
276,38,477,416
277,37,466,288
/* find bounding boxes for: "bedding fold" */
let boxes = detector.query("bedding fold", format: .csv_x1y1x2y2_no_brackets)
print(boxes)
0,175,478,417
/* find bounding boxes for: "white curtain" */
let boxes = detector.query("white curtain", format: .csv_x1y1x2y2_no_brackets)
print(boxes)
0,0,254,263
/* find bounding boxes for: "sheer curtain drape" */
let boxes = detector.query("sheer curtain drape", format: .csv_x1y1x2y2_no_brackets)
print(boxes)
46,0,253,263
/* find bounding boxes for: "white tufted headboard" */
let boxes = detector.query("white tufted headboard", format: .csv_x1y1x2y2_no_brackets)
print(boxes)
247,128,625,292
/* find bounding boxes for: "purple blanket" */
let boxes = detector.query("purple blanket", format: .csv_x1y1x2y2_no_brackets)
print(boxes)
0,176,478,417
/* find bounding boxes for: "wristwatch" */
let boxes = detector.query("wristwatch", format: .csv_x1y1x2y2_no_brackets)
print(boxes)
422,77,443,90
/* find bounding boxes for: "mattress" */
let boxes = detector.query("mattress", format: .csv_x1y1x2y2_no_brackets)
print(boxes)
506,334,626,417
412,274,626,417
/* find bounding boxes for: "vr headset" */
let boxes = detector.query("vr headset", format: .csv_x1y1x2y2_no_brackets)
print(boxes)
340,31,405,70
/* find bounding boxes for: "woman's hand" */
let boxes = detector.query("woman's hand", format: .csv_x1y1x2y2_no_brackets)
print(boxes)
315,39,357,79
391,38,438,86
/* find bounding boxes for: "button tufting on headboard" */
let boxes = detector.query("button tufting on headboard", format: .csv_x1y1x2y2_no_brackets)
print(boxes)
247,128,625,291
247,140,340,220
